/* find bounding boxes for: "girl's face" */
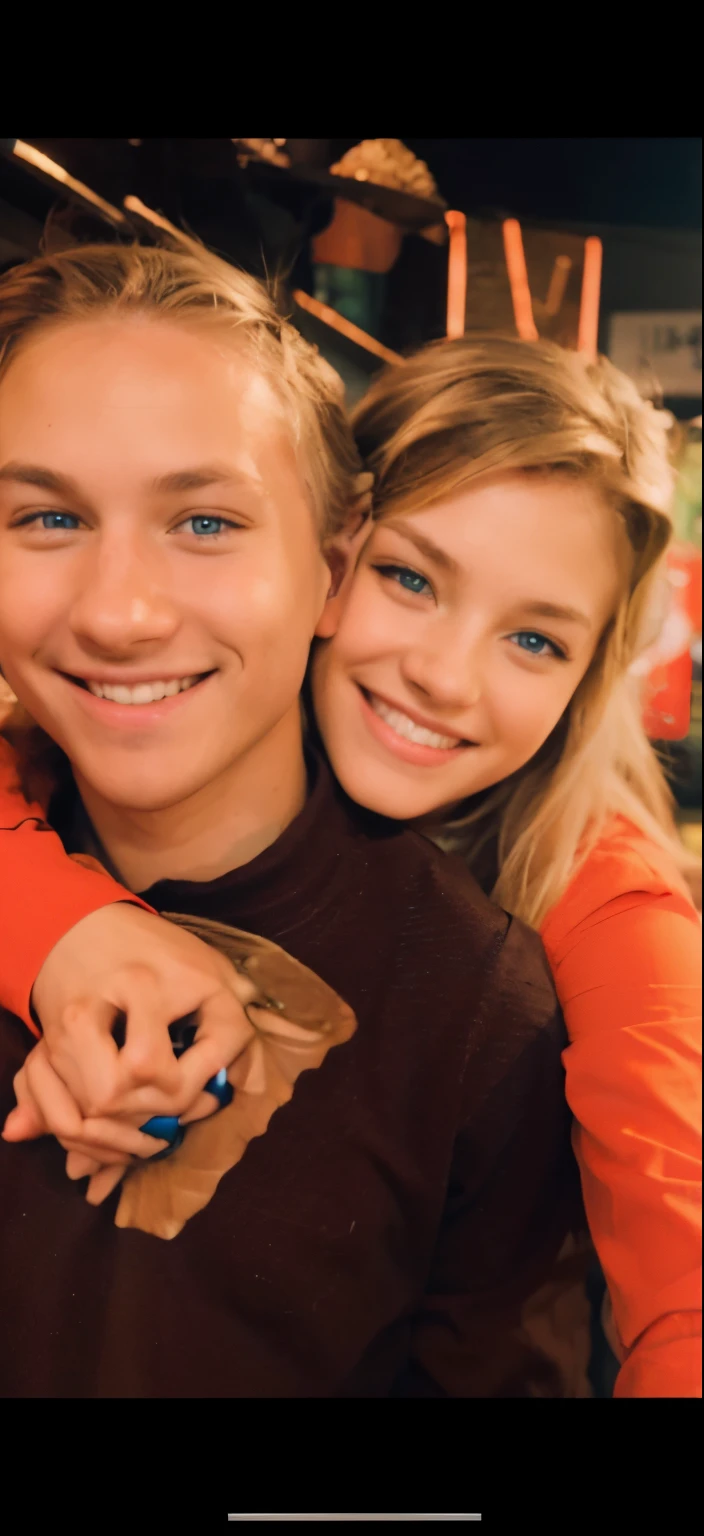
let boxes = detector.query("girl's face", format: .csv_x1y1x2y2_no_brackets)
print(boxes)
313,471,626,821
0,316,332,814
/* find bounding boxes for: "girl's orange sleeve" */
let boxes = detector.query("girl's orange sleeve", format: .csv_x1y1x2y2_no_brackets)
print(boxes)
0,737,154,1035
542,821,702,1398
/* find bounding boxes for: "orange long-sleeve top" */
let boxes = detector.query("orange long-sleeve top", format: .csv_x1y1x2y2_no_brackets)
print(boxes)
0,735,701,1397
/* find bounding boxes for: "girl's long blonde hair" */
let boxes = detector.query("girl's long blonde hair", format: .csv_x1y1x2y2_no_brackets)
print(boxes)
352,334,692,927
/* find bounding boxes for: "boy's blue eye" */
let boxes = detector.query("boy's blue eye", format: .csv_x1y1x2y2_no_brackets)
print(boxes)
185,516,226,537
377,563,431,596
510,631,564,659
38,512,81,531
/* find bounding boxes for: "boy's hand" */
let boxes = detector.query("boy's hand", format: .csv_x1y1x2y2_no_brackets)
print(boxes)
4,1041,162,1206
5,903,256,1132
4,1039,169,1162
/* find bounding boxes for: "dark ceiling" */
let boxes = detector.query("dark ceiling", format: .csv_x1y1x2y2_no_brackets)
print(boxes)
330,138,702,232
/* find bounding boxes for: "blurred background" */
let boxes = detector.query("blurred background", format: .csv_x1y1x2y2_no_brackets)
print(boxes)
0,136,700,844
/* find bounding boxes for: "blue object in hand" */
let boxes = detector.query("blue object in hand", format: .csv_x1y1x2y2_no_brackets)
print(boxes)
140,1115,186,1160
140,1018,234,1159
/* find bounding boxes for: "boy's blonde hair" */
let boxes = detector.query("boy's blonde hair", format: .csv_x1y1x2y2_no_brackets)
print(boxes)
352,334,691,926
0,241,363,540
0,240,365,804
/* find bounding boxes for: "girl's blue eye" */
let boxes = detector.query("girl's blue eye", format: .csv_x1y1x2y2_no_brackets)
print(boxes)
510,631,565,659
377,563,431,596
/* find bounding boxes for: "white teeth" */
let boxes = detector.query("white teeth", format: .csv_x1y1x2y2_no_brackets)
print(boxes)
85,676,201,705
135,681,164,703
370,695,461,750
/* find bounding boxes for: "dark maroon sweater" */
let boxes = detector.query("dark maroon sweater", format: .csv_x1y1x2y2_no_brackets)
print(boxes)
0,755,579,1397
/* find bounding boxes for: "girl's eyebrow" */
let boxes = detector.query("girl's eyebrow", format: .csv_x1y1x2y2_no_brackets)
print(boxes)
519,600,593,630
381,517,460,574
382,516,593,629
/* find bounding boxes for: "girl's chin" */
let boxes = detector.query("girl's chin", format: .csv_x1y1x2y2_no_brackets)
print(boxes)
335,754,507,824
335,768,457,824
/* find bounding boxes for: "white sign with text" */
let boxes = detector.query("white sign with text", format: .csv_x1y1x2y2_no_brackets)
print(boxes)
609,311,702,397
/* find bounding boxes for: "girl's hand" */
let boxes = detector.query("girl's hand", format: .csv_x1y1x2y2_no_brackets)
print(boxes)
12,902,255,1128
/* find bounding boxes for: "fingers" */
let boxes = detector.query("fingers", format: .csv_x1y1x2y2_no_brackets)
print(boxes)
60,1135,132,1165
178,1091,221,1127
2,1087,47,1142
86,1164,128,1206
65,1150,104,1180
167,987,252,1106
10,1043,88,1146
44,996,123,1116
70,1114,169,1160
91,987,252,1121
39,952,256,1124
43,975,183,1120
7,975,250,1178
115,971,185,1096
12,1045,168,1160
56,976,181,1115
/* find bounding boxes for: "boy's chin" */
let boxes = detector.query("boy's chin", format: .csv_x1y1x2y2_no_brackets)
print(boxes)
73,761,204,815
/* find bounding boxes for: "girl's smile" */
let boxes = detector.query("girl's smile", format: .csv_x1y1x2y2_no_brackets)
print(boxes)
357,685,474,767
313,471,624,821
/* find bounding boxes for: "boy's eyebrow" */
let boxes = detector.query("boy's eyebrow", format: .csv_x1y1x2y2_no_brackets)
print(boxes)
0,461,261,496
151,465,262,493
0,462,75,494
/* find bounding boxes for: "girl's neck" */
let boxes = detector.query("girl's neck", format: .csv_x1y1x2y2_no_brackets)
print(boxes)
75,707,309,893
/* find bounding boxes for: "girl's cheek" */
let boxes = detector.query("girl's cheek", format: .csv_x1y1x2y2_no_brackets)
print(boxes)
346,576,427,661
334,587,392,663
487,672,557,747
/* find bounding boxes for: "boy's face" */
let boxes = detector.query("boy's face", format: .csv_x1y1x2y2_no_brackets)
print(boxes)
0,316,331,813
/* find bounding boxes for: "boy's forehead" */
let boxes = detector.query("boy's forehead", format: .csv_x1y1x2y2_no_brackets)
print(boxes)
6,314,288,425
0,317,302,488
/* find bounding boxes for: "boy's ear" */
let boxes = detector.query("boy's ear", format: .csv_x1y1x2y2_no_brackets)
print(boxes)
316,507,372,640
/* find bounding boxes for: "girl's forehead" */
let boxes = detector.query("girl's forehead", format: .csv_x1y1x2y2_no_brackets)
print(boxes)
368,472,625,619
375,471,618,547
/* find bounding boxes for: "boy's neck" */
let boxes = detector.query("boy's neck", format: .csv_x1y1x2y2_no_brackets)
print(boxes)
74,707,309,893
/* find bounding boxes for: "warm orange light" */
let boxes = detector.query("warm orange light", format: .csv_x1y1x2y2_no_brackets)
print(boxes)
543,254,572,318
292,289,401,366
445,210,467,339
13,140,128,227
502,219,539,341
577,236,603,360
